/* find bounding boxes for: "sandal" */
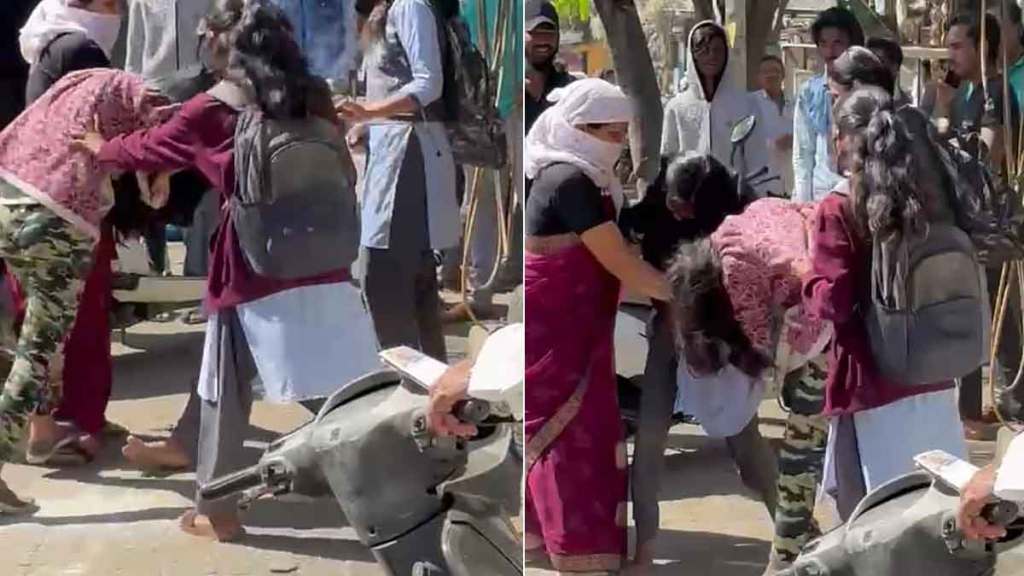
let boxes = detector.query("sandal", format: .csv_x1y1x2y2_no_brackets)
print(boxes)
25,432,79,465
179,509,245,542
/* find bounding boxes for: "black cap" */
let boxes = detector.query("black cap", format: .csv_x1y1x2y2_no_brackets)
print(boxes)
526,0,559,31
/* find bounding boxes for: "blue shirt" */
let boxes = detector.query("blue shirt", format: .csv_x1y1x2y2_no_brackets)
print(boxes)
793,75,843,202
270,0,358,80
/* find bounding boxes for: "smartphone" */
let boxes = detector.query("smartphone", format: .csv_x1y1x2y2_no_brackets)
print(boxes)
379,346,449,391
914,449,979,491
944,68,961,89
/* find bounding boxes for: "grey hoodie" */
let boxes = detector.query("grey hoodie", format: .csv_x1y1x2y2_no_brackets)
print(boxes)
661,20,776,196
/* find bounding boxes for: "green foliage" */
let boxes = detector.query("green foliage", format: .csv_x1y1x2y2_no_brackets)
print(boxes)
551,0,591,23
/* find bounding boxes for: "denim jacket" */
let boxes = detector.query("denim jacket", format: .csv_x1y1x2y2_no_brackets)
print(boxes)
269,0,358,81
793,75,842,202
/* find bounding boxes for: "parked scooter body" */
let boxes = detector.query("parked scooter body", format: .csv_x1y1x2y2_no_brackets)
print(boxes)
201,369,523,576
780,457,1024,576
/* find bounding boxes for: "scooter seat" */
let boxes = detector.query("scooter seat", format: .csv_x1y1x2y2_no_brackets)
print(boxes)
847,470,935,525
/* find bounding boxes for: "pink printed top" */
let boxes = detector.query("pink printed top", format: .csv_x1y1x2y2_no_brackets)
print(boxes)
711,198,830,363
0,69,162,239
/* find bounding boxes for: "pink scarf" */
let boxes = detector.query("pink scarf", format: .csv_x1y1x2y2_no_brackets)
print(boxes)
711,198,830,362
0,69,163,239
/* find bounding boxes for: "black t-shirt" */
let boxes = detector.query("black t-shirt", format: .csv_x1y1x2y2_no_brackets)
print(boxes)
526,163,611,236
25,32,110,105
949,75,1021,162
618,190,705,271
525,66,575,134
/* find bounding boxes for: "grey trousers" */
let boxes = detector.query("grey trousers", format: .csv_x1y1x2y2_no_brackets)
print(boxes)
194,309,256,517
631,311,778,549
180,310,322,516
363,247,447,362
361,133,446,362
171,385,323,473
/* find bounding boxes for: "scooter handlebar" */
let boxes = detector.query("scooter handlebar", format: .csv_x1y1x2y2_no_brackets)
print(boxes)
981,500,1020,527
200,464,264,500
451,398,491,425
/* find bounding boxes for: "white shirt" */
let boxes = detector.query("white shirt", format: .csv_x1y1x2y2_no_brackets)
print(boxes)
753,89,795,196
996,432,1024,501
467,323,524,420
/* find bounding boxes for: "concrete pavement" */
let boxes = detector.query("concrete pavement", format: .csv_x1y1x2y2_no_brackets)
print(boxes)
0,240,493,576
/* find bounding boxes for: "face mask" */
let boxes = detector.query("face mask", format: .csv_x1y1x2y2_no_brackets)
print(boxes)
576,128,625,173
65,6,121,58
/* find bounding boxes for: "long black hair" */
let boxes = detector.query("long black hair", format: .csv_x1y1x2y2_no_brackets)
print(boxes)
834,86,945,240
829,46,895,96
666,238,771,379
202,0,314,119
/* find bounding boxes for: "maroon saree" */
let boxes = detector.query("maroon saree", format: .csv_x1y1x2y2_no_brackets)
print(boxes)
525,241,626,572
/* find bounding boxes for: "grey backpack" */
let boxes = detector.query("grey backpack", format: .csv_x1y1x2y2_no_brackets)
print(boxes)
211,82,360,280
864,220,985,386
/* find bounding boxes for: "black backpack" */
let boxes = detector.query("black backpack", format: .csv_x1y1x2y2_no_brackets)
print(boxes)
426,0,507,168
900,104,1024,265
210,82,360,280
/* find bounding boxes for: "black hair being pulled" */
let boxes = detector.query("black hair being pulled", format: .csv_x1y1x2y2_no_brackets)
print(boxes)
666,238,771,379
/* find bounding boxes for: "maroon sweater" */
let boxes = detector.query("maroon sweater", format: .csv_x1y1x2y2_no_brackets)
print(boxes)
97,93,348,311
802,193,952,416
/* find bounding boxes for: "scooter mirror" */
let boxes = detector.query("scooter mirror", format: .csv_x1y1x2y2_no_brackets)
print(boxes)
730,115,757,145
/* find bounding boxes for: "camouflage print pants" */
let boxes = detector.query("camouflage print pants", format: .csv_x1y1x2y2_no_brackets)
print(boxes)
0,203,93,462
771,355,830,563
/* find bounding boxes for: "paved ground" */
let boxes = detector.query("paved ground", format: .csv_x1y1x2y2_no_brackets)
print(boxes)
0,242,514,576
527,307,1024,575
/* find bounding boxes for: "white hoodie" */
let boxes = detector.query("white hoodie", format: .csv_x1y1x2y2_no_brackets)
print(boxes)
19,0,122,65
661,21,777,196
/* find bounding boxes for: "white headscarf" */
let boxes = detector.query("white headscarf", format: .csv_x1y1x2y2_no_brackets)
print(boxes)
19,0,122,65
525,78,633,213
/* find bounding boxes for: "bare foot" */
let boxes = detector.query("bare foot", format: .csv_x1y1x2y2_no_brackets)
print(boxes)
77,434,102,458
179,509,244,542
624,542,656,576
122,435,191,470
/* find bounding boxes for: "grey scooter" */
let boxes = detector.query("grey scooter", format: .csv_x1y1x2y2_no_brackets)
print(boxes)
779,453,1024,576
200,369,522,576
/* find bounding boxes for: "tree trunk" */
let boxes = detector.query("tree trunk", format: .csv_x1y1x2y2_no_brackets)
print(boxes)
746,1,790,88
594,0,664,197
693,0,722,22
